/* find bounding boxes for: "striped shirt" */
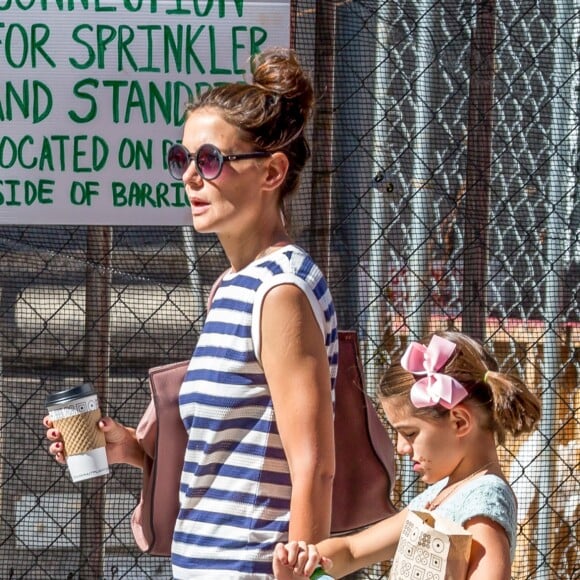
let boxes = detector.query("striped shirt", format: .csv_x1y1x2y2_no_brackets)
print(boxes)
173,245,339,579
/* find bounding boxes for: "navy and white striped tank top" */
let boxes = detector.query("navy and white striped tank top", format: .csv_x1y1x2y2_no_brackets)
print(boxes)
173,245,338,579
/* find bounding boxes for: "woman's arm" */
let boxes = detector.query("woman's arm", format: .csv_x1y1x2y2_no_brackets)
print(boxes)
260,283,335,543
465,517,511,580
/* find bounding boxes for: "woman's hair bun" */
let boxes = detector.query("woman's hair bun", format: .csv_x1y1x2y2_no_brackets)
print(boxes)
251,47,314,121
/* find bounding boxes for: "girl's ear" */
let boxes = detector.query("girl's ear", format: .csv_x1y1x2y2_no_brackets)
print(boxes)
263,152,289,191
448,405,473,438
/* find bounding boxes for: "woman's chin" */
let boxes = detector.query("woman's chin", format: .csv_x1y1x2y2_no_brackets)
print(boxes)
191,217,213,234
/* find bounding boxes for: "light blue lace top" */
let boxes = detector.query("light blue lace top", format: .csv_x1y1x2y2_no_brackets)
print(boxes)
407,474,517,561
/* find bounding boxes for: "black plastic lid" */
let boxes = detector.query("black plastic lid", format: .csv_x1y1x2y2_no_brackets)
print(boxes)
46,383,95,407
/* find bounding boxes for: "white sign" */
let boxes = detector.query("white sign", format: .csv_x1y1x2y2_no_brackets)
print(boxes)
0,0,290,225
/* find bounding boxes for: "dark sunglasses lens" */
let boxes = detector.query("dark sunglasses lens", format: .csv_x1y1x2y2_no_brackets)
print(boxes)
168,145,189,179
196,145,222,180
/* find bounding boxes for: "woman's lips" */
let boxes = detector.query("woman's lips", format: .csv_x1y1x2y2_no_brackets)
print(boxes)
191,198,210,215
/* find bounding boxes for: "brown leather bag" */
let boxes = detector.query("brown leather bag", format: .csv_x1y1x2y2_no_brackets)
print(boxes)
131,330,397,556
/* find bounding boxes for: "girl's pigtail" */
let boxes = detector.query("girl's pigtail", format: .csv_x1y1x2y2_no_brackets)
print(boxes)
485,370,541,444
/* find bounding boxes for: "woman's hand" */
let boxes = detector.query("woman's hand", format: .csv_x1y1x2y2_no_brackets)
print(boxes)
43,415,145,468
273,541,333,579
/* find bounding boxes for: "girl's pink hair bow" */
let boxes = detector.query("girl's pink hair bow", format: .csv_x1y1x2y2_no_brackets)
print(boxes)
400,335,468,409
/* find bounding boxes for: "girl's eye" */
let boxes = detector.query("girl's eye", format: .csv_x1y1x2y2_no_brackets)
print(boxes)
401,431,416,439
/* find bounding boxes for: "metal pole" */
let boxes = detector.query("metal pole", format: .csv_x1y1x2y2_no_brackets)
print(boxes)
328,4,375,329
405,0,438,344
535,3,577,575
308,0,337,274
462,0,496,341
82,225,112,578
401,0,439,503
366,2,395,394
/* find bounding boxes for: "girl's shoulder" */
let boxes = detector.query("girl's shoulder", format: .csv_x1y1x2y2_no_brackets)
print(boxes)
411,474,514,507
455,473,516,513
450,474,517,559
412,475,518,560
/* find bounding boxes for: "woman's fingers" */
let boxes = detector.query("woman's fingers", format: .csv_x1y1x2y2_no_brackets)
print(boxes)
46,427,61,441
44,415,66,462
48,441,66,464
274,542,290,566
300,544,324,577
293,541,310,573
283,541,302,567
280,541,321,577
273,541,327,579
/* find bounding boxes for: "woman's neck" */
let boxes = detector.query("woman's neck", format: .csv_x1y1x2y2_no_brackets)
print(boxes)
220,229,292,272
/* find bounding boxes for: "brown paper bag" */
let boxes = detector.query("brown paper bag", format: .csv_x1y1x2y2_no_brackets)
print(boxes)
390,509,472,580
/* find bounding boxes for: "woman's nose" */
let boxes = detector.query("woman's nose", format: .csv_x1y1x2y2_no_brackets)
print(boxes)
181,158,202,186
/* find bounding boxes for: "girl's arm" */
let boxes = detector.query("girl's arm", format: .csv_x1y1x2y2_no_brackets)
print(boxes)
316,508,408,577
312,510,511,579
465,517,511,580
274,508,409,579
260,283,335,543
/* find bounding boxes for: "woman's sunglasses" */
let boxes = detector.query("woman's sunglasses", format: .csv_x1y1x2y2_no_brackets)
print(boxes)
167,143,272,181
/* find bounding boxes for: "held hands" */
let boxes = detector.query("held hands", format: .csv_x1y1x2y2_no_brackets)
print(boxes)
43,415,144,468
273,541,333,579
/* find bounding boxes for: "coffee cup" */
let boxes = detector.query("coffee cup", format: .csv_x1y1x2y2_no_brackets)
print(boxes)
46,383,109,482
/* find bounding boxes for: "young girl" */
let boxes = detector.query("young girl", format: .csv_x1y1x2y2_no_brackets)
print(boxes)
273,331,541,580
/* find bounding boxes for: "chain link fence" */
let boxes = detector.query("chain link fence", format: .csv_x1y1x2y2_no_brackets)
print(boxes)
0,0,578,578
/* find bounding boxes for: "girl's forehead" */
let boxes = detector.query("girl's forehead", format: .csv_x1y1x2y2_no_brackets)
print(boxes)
381,399,415,425
381,398,441,430
382,400,458,438
381,398,409,416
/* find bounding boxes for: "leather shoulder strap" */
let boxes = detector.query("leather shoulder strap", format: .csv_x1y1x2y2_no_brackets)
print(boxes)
206,269,229,311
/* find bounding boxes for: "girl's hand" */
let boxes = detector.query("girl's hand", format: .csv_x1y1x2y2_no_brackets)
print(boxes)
273,541,333,579
43,415,144,468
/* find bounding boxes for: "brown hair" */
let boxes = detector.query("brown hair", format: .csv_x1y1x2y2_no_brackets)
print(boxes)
184,47,314,217
379,331,542,444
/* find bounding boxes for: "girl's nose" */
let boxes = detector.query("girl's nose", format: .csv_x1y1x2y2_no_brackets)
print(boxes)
396,434,412,456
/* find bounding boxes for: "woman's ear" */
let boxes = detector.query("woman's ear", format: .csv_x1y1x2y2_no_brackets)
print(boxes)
263,152,289,191
448,405,473,438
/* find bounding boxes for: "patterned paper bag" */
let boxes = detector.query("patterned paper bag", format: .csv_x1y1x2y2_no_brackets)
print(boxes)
390,509,472,580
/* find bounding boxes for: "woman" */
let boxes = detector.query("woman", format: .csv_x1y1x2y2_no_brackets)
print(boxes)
45,47,339,579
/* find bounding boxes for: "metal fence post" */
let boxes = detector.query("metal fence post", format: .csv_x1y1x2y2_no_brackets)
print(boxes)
535,2,578,575
82,225,112,578
308,0,337,274
406,0,438,344
401,0,440,504
462,0,496,341
366,2,395,395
